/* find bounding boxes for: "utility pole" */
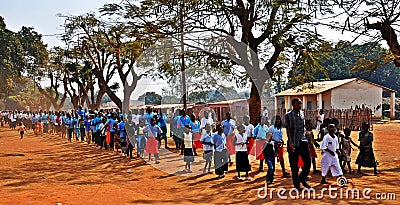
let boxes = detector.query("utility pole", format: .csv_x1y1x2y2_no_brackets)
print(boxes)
180,0,187,112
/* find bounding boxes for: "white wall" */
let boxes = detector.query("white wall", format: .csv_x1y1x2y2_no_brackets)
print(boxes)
331,80,382,117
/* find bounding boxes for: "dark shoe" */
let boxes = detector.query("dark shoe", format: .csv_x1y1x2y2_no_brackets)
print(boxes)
357,170,364,175
374,171,381,176
266,180,274,184
320,180,329,184
301,180,311,188
283,172,291,177
312,170,321,174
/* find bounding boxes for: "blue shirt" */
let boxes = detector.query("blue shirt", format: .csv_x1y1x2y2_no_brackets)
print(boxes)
189,120,200,133
42,114,49,124
253,124,269,140
145,124,162,138
50,114,56,123
269,125,283,142
158,114,167,127
222,119,235,136
212,133,226,152
178,115,191,128
118,121,126,137
144,113,153,125
91,117,101,132
77,109,86,119
84,119,91,131
107,118,116,132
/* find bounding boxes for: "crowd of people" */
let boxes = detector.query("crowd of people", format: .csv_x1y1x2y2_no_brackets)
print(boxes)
0,98,379,190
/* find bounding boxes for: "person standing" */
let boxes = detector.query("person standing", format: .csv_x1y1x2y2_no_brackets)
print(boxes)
316,109,324,132
18,122,26,139
189,114,201,156
284,98,311,190
234,124,251,181
222,112,236,166
200,124,214,174
213,124,228,178
157,109,169,149
320,124,343,184
183,125,194,173
144,117,162,164
243,115,255,156
106,113,117,151
356,122,379,175
262,107,270,126
253,117,269,172
269,116,291,177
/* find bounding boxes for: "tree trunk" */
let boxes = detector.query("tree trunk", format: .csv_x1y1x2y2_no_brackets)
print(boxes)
367,22,400,67
249,79,261,126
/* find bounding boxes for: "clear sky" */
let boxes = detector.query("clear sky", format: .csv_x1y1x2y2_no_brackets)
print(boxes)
0,0,121,47
0,0,165,101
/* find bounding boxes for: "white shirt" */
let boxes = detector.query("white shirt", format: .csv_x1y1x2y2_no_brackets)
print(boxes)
200,116,214,129
132,114,140,125
321,133,339,155
183,132,193,148
200,132,214,151
245,124,254,139
235,133,248,152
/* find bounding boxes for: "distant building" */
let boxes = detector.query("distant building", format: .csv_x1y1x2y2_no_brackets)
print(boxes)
274,78,396,119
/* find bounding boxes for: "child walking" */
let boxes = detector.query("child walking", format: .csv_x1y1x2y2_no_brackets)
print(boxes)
340,128,359,173
222,112,236,166
200,124,214,174
269,116,291,177
136,119,147,158
305,120,320,174
145,117,162,164
213,123,228,178
356,122,379,175
18,122,26,139
253,117,269,172
183,125,194,173
234,124,251,181
320,124,343,184
264,132,276,184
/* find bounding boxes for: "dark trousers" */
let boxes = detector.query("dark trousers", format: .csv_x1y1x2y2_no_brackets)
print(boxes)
92,130,96,144
67,128,74,142
288,141,311,188
266,156,275,182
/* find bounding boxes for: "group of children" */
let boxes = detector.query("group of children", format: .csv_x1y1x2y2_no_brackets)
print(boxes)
316,118,379,184
7,107,379,186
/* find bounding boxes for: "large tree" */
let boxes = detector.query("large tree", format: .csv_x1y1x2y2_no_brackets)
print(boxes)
329,0,400,67
135,0,336,124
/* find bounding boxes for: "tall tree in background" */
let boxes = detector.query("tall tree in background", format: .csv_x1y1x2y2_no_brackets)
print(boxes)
141,0,337,124
330,0,400,67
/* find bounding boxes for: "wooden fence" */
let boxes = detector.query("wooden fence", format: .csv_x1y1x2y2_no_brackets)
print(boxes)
272,108,373,131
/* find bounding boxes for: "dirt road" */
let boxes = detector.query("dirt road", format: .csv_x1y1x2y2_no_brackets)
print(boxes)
0,123,399,204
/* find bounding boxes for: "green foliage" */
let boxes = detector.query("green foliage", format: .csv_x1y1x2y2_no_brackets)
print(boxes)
314,42,400,94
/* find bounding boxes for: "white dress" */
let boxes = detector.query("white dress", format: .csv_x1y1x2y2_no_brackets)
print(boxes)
320,133,343,177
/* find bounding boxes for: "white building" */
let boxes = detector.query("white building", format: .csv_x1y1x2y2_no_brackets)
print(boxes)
274,78,396,119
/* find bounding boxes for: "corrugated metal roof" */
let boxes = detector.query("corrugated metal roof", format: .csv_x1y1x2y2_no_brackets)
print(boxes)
275,78,395,96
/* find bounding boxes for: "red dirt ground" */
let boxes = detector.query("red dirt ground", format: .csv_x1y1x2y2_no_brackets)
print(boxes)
0,123,399,204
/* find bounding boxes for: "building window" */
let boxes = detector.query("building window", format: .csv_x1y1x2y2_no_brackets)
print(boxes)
322,101,325,109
